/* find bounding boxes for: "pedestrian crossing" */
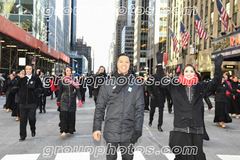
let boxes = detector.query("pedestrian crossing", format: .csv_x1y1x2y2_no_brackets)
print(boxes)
2,152,240,160
1,154,41,160
217,155,240,160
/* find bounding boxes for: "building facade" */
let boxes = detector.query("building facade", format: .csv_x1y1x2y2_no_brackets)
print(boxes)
0,0,47,43
113,0,128,72
133,0,149,72
167,0,240,78
121,26,134,71
147,0,167,74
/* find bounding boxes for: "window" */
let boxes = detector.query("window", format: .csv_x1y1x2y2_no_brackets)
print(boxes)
210,12,214,25
234,0,238,13
226,2,230,15
211,1,214,12
204,39,207,49
218,17,221,32
205,15,208,23
199,39,202,51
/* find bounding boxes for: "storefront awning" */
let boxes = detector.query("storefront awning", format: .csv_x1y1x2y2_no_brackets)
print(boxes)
211,30,240,61
0,15,69,63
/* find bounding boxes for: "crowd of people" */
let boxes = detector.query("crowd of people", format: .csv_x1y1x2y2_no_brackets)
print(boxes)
1,52,240,159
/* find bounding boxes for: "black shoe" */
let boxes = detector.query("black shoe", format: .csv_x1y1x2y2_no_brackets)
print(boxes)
148,121,152,127
19,137,25,142
158,126,163,132
43,109,46,113
31,131,36,137
39,111,42,113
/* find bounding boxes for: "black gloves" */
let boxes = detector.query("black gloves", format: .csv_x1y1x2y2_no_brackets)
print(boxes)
130,130,142,144
156,51,163,64
214,55,224,68
150,94,155,100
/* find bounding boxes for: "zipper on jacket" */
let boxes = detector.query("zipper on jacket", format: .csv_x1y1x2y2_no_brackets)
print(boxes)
26,79,28,104
69,83,70,111
188,87,191,103
120,86,125,142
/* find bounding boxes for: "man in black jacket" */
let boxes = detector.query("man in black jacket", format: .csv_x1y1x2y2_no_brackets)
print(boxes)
14,65,43,142
93,54,145,160
148,67,165,132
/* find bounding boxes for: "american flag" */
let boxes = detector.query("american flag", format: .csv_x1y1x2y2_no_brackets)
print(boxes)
216,0,231,32
195,13,209,39
170,28,179,53
180,22,190,49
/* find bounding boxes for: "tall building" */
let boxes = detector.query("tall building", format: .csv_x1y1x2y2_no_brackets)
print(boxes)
0,0,47,43
133,0,149,72
168,0,240,78
166,0,183,76
70,38,92,73
127,0,136,27
121,26,134,70
108,33,115,74
71,0,77,50
147,0,167,74
113,0,128,72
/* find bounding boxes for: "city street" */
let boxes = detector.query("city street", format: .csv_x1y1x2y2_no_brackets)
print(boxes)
0,91,240,160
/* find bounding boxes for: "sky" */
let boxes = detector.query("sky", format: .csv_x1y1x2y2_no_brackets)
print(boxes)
77,0,116,73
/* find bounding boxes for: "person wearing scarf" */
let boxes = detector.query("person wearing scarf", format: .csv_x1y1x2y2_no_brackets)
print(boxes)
156,52,224,160
56,67,82,138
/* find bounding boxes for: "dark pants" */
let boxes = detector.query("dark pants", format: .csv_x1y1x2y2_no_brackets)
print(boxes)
19,104,37,139
39,94,46,112
167,96,173,112
60,111,76,134
80,90,86,102
169,131,206,160
12,103,20,117
6,93,15,110
106,142,134,160
88,86,93,97
144,92,149,110
150,106,163,127
55,90,59,98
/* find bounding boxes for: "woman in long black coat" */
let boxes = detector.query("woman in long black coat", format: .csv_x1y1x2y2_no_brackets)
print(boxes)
229,76,240,118
3,74,17,113
56,67,82,137
214,77,239,128
156,52,223,160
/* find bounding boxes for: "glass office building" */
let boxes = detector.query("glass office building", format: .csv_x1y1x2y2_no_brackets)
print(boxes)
0,0,47,43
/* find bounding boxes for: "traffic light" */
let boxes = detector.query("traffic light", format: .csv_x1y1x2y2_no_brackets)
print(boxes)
195,52,198,60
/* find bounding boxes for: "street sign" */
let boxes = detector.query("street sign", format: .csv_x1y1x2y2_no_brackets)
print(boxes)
31,59,35,65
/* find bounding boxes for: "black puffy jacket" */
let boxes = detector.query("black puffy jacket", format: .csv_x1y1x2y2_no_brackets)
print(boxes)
93,77,145,142
57,79,82,112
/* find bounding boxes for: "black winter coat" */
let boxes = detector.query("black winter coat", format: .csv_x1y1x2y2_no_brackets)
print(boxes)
57,79,82,112
215,82,235,102
93,78,145,142
231,82,240,97
156,65,222,128
147,74,165,108
93,73,107,99
14,75,43,105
